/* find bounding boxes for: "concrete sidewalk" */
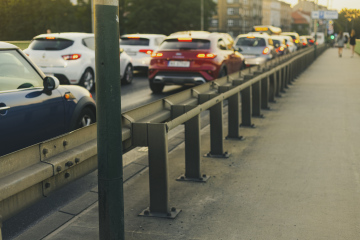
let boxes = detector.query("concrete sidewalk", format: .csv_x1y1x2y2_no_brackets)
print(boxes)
18,48,360,239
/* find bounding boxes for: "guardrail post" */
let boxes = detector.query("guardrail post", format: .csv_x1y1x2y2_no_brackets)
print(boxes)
240,86,254,127
269,74,276,103
175,106,210,182
139,123,181,218
0,221,2,240
227,92,243,140
261,77,270,110
252,80,263,118
205,102,230,158
275,70,281,97
280,67,286,93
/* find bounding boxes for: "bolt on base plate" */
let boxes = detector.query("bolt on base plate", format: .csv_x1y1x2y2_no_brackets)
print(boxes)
204,152,231,158
139,207,182,219
176,174,210,182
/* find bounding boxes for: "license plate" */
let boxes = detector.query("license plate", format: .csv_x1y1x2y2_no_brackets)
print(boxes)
168,61,190,67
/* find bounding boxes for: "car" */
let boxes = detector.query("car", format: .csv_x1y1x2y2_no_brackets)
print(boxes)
148,31,244,93
233,33,276,67
302,35,315,46
281,35,297,53
0,41,96,156
271,36,289,56
24,32,133,91
120,34,166,71
299,36,309,48
311,32,325,45
281,32,301,50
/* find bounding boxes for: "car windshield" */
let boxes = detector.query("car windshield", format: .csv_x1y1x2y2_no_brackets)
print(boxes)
29,38,74,51
236,37,266,47
120,37,150,46
158,39,211,50
0,50,43,91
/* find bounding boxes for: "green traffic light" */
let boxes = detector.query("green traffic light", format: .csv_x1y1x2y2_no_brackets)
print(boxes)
331,35,335,40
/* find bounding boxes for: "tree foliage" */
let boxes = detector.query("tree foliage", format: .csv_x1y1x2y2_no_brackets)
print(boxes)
334,9,360,37
0,0,91,41
119,0,216,35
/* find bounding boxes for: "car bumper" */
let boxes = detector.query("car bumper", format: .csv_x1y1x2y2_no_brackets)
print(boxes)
130,56,151,68
244,57,267,66
40,66,83,85
153,74,206,85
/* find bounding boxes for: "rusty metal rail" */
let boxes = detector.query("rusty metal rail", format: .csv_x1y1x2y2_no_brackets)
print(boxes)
0,44,327,236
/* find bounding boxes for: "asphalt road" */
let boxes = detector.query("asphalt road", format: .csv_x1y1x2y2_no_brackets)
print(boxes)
1,71,190,240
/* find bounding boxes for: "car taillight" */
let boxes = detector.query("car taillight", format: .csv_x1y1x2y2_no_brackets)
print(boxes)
178,38,192,42
279,47,284,51
286,44,290,47
62,54,81,60
262,47,270,55
196,53,216,59
139,49,153,54
309,39,314,43
151,52,163,57
303,42,307,46
295,40,299,43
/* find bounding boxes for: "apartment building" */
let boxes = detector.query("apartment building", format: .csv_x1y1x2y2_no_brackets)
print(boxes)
262,0,292,32
280,1,292,32
209,0,263,38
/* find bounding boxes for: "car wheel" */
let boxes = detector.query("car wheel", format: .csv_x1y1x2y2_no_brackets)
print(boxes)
75,107,96,130
149,78,164,94
218,67,227,78
121,64,133,85
79,68,95,91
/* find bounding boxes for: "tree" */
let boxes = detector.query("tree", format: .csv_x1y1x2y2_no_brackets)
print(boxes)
334,9,360,38
122,0,216,35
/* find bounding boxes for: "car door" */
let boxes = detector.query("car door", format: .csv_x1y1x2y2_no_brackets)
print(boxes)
0,49,65,156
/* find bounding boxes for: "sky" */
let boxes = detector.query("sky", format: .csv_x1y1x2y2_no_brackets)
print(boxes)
281,0,360,11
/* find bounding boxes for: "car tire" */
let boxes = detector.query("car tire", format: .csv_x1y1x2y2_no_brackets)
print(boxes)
149,78,164,94
79,68,95,91
218,67,227,78
74,107,96,130
121,64,133,85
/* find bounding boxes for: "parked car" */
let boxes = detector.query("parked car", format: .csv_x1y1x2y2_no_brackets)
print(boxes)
281,32,301,50
271,36,289,56
281,35,297,53
148,31,244,93
233,33,276,67
0,42,96,156
24,32,133,91
120,34,166,71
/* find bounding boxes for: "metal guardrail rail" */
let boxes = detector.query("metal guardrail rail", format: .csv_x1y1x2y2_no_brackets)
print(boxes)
0,44,327,236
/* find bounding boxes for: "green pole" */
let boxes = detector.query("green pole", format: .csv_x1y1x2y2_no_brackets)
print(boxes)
94,0,124,239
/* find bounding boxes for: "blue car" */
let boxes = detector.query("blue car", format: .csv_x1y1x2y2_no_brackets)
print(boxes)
0,42,96,156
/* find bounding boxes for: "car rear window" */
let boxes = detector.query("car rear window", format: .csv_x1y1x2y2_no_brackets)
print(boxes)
29,38,74,51
272,39,281,48
236,37,266,47
158,39,211,50
120,37,150,46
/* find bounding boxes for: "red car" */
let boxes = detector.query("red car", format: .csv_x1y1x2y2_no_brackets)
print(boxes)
148,31,244,93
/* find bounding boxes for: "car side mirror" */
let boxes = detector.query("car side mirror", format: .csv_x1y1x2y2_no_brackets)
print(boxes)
43,76,60,92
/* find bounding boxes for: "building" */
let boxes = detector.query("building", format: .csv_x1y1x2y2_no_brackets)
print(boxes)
209,0,263,38
280,1,292,32
291,10,311,35
293,0,327,12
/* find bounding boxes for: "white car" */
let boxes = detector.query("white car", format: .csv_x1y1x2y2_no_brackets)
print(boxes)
280,35,296,53
120,34,166,70
24,32,133,91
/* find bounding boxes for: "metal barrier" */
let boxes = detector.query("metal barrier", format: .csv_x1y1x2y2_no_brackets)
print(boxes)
0,44,327,236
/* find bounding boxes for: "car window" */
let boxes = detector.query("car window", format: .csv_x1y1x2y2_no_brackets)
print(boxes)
29,38,74,51
159,39,211,50
235,37,266,47
217,39,227,50
0,50,43,91
272,39,281,48
120,37,150,46
82,37,95,50
268,38,274,46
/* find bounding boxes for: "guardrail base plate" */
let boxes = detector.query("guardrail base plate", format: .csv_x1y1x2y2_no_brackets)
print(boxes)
204,152,231,158
176,174,210,182
225,136,245,141
139,207,182,219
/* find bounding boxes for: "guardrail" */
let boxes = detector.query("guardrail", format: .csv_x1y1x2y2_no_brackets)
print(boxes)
0,44,327,237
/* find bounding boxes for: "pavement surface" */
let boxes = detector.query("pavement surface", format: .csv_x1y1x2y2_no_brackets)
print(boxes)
14,48,360,239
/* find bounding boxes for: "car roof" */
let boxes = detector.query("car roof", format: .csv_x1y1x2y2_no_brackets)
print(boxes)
0,41,18,49
281,32,299,36
121,34,166,38
236,33,269,39
33,32,94,40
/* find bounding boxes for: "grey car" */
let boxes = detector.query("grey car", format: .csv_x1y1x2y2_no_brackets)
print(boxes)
233,34,276,67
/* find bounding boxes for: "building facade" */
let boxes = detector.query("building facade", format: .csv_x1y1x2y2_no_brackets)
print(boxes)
262,0,291,32
209,0,263,38
280,1,292,32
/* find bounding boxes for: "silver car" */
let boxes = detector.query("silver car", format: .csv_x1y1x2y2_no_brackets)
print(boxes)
233,34,276,67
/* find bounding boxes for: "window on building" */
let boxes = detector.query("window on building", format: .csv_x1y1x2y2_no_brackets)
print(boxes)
227,8,234,15
211,19,218,27
228,19,234,26
227,0,234,3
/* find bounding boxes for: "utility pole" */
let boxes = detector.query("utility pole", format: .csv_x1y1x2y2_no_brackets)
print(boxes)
201,0,204,31
94,0,124,239
314,0,318,58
